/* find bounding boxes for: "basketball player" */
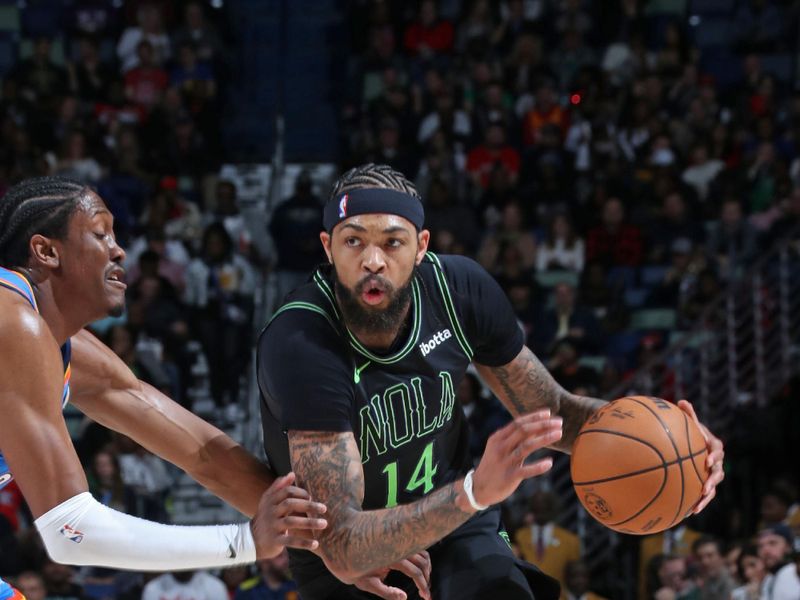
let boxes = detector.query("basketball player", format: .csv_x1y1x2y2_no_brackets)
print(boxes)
0,177,429,600
258,164,725,600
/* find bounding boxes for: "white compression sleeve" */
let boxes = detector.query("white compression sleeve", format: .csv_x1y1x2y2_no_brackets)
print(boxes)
35,492,256,570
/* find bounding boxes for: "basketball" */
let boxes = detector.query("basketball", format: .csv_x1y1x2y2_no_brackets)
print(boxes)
570,396,709,535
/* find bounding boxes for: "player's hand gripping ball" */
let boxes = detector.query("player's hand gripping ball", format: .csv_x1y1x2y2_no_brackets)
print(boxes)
571,396,709,535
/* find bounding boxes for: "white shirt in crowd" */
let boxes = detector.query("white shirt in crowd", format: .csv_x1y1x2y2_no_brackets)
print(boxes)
141,571,228,600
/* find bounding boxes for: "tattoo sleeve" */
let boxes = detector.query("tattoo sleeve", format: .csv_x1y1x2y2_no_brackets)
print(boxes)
475,346,606,453
288,430,473,580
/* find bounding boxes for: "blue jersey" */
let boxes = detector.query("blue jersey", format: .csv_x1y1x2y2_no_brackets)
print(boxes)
0,266,71,492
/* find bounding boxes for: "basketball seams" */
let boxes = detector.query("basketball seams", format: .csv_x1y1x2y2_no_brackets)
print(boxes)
683,410,707,486
631,398,686,528
572,447,707,486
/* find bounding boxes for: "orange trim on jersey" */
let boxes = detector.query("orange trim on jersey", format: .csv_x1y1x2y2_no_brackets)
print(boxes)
63,363,71,385
9,269,38,312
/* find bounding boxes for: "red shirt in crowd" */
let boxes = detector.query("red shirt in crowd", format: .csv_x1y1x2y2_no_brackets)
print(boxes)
466,145,521,188
586,224,644,266
124,66,169,112
404,19,454,55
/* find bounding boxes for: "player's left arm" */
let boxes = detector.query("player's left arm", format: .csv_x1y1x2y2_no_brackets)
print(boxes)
69,329,272,517
475,346,724,512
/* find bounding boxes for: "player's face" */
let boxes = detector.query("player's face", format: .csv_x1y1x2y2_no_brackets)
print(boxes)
322,213,429,312
58,191,127,320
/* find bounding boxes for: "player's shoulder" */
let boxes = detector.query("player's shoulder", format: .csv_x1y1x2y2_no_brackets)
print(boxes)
422,252,495,296
0,293,55,350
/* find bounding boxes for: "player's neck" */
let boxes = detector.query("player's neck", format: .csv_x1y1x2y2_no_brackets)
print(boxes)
346,301,412,352
30,278,85,345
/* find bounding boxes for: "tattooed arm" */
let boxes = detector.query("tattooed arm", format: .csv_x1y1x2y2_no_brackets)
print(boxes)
475,345,606,454
287,413,560,582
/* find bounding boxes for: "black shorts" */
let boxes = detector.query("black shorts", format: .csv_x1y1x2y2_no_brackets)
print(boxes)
294,507,560,600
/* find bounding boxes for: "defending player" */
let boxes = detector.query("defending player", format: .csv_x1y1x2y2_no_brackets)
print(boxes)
0,177,428,600
258,164,725,599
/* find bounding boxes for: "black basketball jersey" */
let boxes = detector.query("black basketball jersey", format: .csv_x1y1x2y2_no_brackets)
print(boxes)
257,252,524,592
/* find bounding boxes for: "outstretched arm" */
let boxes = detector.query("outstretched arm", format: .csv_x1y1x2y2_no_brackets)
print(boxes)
475,345,605,453
288,410,561,584
476,346,725,511
69,329,272,517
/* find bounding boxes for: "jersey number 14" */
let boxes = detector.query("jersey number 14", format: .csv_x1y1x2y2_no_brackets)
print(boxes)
382,441,438,508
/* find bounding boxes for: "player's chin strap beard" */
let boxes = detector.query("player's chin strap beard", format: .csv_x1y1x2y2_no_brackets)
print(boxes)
332,264,417,338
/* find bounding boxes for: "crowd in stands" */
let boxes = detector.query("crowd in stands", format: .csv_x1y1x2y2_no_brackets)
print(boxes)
0,0,798,598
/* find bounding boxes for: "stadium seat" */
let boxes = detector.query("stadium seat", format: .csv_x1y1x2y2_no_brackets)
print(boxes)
691,16,734,49
579,355,607,373
607,266,637,290
535,270,579,288
624,288,649,308
640,266,669,287
630,308,678,330
690,0,736,15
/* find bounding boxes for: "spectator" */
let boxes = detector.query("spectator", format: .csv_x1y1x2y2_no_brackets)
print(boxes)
536,212,584,273
403,0,455,59
648,192,704,265
732,544,767,600
117,3,171,73
172,1,226,67
221,566,251,600
124,40,169,114
140,175,203,245
547,339,599,395
650,554,699,600
170,41,216,116
682,143,725,204
563,559,608,600
207,188,255,259
466,121,520,190
10,36,67,110
477,200,537,273
586,196,644,267
513,490,580,590
67,36,115,105
758,524,800,599
41,560,89,600
87,448,137,514
142,570,227,600
532,281,600,355
268,170,325,303
691,536,735,600
522,83,569,146
234,550,297,600
185,222,256,415
13,571,47,600
50,129,103,185
114,434,172,521
458,371,509,460
706,198,758,279
640,526,703,600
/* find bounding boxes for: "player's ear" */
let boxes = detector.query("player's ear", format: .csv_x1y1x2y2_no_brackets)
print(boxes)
320,231,333,263
415,229,430,265
29,234,61,270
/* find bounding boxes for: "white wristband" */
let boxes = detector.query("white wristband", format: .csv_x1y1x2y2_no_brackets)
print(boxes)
463,469,488,511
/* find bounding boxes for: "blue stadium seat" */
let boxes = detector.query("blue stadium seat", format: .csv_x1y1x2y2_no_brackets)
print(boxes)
761,53,794,84
607,266,637,290
624,288,649,308
640,266,669,287
690,0,737,15
691,16,734,48
604,332,643,366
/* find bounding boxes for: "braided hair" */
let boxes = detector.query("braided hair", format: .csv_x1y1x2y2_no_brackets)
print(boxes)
328,163,420,201
0,176,88,268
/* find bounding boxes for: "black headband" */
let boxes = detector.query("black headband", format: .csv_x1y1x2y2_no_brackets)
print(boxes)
323,188,425,233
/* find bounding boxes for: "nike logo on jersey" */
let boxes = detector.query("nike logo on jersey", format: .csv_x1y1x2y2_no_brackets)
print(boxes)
0,474,10,487
419,329,452,356
227,543,237,559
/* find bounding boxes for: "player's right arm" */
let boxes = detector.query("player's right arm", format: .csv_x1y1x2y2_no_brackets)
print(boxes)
0,301,326,570
287,410,561,585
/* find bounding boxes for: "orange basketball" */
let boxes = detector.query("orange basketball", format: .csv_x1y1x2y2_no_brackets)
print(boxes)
570,396,709,535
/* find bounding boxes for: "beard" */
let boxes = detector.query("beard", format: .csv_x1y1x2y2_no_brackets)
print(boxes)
332,264,416,334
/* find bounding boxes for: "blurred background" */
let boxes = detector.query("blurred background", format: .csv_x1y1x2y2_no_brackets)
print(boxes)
1,0,800,598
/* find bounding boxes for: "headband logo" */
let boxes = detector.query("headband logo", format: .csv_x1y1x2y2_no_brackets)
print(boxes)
338,194,348,218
